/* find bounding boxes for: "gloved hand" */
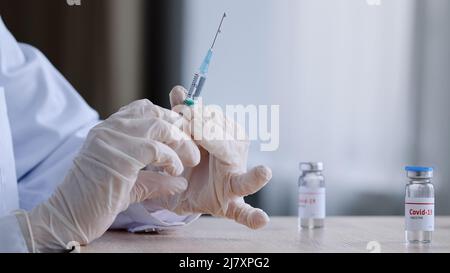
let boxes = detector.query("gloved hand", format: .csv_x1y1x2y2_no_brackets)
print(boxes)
145,86,272,229
19,99,200,252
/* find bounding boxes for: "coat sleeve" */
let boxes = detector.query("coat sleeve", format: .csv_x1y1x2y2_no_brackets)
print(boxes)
0,214,29,253
0,16,100,210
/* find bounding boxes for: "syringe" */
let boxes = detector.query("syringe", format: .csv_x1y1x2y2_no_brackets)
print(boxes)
184,13,227,106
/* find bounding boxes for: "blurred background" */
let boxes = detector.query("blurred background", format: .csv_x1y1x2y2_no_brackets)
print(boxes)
1,0,449,216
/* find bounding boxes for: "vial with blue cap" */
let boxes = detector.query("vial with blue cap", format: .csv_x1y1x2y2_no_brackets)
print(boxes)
405,166,435,244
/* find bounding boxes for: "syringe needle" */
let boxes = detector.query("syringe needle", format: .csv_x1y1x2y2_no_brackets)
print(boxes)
185,13,227,106
211,12,227,49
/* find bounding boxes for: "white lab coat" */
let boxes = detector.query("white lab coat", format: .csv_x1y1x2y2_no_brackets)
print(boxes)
0,17,198,252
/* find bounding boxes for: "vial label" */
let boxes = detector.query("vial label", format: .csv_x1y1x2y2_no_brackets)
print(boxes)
298,187,325,219
405,197,434,231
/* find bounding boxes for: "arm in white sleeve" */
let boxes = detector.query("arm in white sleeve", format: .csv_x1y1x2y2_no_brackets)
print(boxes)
0,16,99,210
1,17,199,231
0,212,32,253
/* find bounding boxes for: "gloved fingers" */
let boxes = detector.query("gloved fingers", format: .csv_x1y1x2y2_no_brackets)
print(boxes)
168,85,250,166
186,115,248,166
129,170,188,204
99,98,186,141
148,118,200,167
168,85,245,138
112,98,190,127
170,89,195,124
146,140,185,176
83,136,184,176
190,107,250,166
196,138,249,167
112,99,160,120
225,200,270,229
97,117,200,167
168,85,242,139
169,86,230,127
229,166,272,197
169,86,227,124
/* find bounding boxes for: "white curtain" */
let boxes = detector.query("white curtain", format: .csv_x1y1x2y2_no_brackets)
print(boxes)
414,0,450,215
182,0,450,215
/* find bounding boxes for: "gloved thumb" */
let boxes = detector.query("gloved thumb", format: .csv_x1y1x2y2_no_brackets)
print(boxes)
169,85,195,122
129,170,188,204
169,86,187,108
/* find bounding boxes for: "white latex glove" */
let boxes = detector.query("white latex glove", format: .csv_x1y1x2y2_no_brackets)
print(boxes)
20,99,200,252
145,86,272,229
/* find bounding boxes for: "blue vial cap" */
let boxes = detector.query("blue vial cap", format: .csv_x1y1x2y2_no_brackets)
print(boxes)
405,166,433,179
405,166,433,172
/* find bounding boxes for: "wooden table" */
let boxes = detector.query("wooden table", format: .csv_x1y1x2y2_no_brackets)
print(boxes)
82,216,450,253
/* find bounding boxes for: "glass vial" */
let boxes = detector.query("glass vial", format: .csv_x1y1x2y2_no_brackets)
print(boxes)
298,162,325,229
405,166,434,244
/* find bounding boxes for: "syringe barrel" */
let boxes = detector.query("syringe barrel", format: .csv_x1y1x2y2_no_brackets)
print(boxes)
187,49,213,101
200,49,213,74
187,72,207,99
187,73,200,98
194,75,207,98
